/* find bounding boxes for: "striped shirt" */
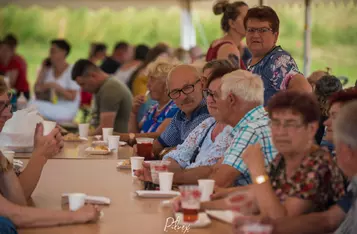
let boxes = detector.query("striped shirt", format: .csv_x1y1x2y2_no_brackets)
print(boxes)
334,176,357,234
222,105,278,186
157,101,210,148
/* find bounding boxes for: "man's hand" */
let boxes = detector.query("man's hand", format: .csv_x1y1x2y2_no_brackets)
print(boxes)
33,123,63,160
134,162,152,182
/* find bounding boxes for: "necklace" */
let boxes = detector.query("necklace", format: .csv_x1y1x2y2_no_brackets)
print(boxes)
156,100,171,113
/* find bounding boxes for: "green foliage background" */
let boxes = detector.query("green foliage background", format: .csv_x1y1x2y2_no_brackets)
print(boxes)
0,2,357,89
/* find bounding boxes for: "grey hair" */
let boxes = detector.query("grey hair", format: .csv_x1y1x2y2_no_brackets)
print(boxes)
221,69,264,104
333,100,357,149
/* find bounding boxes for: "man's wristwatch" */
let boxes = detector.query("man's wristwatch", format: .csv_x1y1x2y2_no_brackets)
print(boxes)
253,174,269,185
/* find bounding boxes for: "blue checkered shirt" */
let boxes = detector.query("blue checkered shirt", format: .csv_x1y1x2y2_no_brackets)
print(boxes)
222,105,277,186
157,102,210,148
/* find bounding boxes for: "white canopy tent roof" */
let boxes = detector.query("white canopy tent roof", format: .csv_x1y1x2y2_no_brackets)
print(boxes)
1,0,355,9
1,0,355,75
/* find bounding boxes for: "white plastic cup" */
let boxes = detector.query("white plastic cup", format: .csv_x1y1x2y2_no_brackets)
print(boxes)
78,123,90,138
108,135,120,151
43,121,56,136
2,151,15,164
130,156,145,177
198,179,215,202
68,193,87,211
241,223,273,234
102,128,113,142
159,172,174,192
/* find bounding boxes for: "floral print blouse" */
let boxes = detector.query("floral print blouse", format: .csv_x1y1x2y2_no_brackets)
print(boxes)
247,46,301,105
268,146,345,212
163,117,233,169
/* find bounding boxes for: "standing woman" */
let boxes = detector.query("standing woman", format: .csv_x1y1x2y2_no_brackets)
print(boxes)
206,1,249,69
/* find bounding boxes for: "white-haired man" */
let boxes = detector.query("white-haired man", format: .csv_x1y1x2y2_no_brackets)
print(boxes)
331,100,357,233
136,69,277,186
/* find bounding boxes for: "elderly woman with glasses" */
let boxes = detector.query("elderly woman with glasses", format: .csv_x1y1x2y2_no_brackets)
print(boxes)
245,6,311,104
225,91,344,220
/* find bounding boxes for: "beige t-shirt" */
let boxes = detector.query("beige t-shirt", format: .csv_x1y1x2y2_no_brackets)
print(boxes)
92,77,133,133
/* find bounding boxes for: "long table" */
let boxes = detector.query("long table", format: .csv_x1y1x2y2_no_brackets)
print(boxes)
14,139,134,160
17,159,232,234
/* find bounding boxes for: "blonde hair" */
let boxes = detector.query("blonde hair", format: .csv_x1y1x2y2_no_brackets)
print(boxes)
221,70,264,104
145,56,179,80
0,76,8,95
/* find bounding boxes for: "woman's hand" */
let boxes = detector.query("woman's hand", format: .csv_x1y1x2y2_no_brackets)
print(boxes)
131,95,145,115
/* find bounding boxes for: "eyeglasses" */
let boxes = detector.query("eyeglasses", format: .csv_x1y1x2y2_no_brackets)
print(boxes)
269,120,305,131
246,27,273,34
202,88,220,102
168,79,201,99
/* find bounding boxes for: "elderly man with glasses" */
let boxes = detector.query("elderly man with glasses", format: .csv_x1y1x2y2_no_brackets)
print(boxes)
149,64,211,157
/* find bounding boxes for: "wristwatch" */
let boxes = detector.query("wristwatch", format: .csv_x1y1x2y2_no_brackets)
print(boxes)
254,174,269,185
0,155,12,173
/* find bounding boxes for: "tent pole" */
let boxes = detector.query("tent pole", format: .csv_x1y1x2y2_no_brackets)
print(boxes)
180,0,196,50
303,0,312,76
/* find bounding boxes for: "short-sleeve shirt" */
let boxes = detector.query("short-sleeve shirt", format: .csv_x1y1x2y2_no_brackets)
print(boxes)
92,77,133,133
223,105,278,186
140,100,179,133
157,101,210,148
247,46,302,104
44,65,80,104
163,117,233,169
0,55,29,92
269,147,345,212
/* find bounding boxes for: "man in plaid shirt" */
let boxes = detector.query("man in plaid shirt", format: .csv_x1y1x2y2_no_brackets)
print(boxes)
208,70,277,187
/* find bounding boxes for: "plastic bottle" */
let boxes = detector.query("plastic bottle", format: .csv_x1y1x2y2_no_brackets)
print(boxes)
17,93,28,110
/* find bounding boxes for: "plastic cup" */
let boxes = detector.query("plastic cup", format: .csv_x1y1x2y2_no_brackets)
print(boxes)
136,137,154,160
43,121,56,136
102,128,113,143
198,179,215,202
78,123,89,138
159,172,174,192
130,156,145,177
2,151,15,164
226,190,254,215
150,160,171,184
241,223,273,234
108,135,120,151
68,193,87,211
179,185,201,223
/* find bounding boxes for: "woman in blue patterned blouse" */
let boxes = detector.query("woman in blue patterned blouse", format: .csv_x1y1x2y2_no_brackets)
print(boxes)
126,57,179,140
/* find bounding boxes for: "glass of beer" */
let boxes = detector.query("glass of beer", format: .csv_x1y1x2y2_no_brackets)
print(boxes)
225,190,255,215
179,185,201,223
136,138,154,160
150,160,171,185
